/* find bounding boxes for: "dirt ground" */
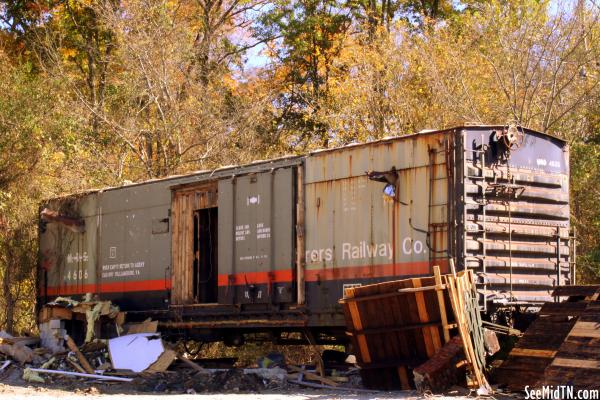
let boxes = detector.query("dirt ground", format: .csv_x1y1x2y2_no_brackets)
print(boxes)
0,383,496,400
0,363,503,400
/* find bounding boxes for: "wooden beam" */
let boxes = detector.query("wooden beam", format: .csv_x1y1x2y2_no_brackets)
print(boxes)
434,265,450,343
65,335,94,375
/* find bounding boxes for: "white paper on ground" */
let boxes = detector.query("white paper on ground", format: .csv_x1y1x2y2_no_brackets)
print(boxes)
108,333,165,372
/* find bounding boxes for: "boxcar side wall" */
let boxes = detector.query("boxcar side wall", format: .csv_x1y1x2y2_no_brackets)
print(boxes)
303,132,452,326
38,157,304,313
217,166,296,305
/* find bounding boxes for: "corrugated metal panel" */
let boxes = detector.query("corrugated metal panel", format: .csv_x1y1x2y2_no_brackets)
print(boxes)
218,167,295,304
458,127,571,307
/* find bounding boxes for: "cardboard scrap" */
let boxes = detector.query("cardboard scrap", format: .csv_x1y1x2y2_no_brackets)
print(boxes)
108,333,174,373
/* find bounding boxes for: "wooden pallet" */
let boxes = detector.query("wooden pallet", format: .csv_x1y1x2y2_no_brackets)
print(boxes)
340,267,488,390
544,290,600,389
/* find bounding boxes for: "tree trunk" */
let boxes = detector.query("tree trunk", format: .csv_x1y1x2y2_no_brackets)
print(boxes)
2,262,15,334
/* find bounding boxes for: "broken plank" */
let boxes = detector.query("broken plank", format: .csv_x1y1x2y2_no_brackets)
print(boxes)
287,365,339,387
551,358,600,370
65,335,95,374
539,302,588,316
552,286,600,298
569,322,600,338
509,348,557,358
176,354,206,373
434,265,450,343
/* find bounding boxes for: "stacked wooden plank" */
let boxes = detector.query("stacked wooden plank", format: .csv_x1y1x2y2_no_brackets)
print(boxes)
339,266,489,390
495,285,600,391
544,287,600,389
445,271,489,389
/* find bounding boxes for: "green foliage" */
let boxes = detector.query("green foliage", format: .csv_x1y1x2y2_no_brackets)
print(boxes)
258,0,352,149
571,125,600,283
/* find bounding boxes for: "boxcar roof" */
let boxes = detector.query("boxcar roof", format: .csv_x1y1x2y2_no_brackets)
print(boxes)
47,124,562,201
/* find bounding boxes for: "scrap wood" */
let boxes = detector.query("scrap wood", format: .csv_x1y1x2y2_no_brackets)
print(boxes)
288,376,377,393
303,330,326,377
288,365,339,387
65,335,95,374
413,336,465,393
28,368,133,382
0,336,40,347
66,358,87,374
287,373,348,383
176,353,206,373
0,342,38,364
146,349,177,373
445,271,490,391
481,320,521,336
125,318,158,334
39,306,73,323
434,265,451,343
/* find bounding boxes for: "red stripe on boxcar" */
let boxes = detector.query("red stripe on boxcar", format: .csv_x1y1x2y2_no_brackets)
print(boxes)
304,260,448,282
44,260,448,295
216,269,294,286
215,260,448,286
45,279,172,296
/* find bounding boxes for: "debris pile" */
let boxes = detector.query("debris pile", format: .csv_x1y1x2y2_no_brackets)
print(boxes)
0,300,366,395
39,296,125,353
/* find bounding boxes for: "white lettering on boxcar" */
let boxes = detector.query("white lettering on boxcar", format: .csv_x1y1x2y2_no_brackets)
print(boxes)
306,237,427,264
66,252,89,264
101,261,145,278
342,242,393,260
402,237,426,254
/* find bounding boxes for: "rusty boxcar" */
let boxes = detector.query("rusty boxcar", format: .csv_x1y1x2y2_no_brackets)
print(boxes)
38,125,573,343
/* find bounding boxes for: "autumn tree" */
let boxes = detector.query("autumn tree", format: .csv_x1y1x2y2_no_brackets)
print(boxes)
257,0,353,150
0,49,71,333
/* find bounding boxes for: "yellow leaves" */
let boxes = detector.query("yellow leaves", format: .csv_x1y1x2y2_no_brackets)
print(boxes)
222,74,239,91
60,48,78,59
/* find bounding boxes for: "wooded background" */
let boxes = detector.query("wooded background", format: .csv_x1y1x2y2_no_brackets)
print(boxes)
0,0,598,334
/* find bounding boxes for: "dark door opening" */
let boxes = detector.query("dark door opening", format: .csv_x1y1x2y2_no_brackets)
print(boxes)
193,207,218,303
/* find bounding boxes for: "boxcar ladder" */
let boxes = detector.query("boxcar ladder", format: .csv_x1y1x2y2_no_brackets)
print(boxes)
463,135,489,312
